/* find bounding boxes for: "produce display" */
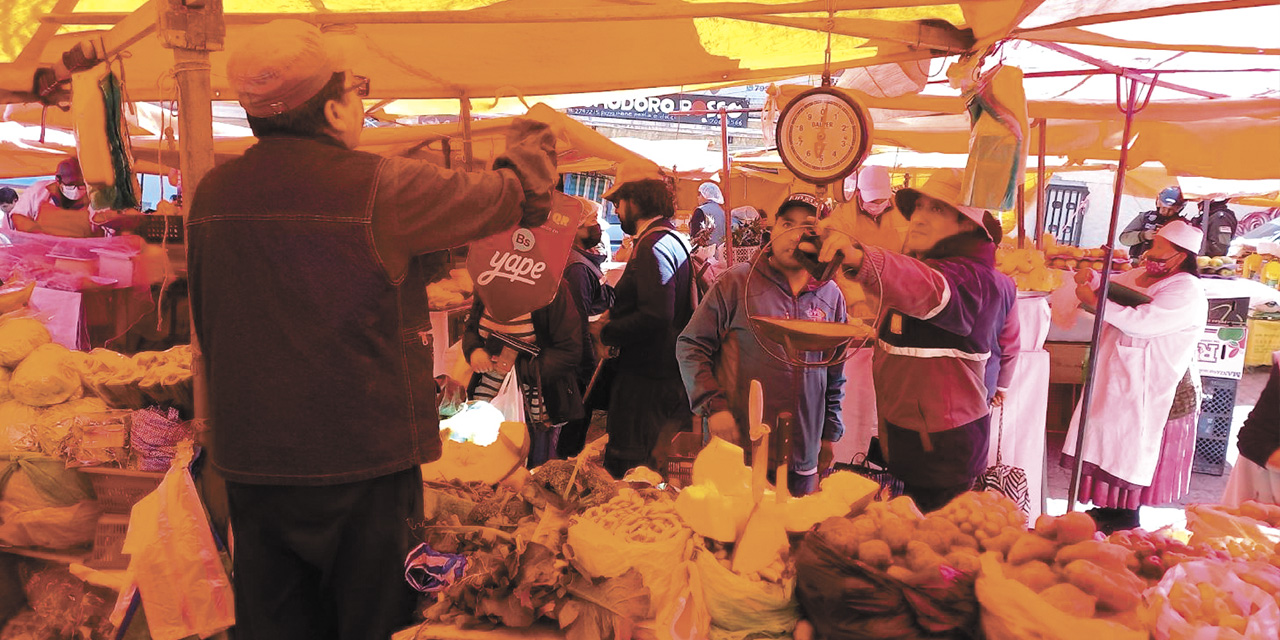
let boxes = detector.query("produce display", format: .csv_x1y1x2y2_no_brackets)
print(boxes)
1042,236,1131,273
1196,255,1239,277
994,244,1062,292
406,429,1280,640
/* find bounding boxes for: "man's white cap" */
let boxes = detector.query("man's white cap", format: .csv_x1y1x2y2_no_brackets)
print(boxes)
854,165,892,201
1157,219,1204,254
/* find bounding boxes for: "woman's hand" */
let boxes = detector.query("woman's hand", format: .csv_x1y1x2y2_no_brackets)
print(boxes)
1075,282,1099,307
1074,267,1096,285
469,349,494,374
1267,448,1280,472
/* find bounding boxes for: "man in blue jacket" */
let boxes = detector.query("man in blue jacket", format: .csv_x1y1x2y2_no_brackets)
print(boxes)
677,196,847,495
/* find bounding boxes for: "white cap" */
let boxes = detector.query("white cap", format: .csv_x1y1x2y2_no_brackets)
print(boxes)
1156,219,1204,254
698,182,725,204
854,165,892,201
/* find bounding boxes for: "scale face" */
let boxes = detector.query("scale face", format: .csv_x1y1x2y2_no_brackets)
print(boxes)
775,86,873,186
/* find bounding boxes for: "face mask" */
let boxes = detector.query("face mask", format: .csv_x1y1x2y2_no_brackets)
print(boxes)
1143,254,1177,276
860,197,891,217
60,184,84,201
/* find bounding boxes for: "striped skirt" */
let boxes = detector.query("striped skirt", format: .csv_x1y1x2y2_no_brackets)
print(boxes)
1060,412,1199,509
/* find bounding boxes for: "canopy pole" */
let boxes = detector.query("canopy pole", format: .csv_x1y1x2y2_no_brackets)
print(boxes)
1034,118,1047,248
460,96,474,171
1016,182,1026,249
163,0,227,535
721,106,733,265
1067,73,1154,513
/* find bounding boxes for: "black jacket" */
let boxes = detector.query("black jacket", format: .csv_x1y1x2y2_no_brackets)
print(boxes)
462,280,585,424
600,219,695,380
564,247,615,384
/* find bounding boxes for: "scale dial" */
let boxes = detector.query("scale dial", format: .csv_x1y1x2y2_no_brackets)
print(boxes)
775,87,873,186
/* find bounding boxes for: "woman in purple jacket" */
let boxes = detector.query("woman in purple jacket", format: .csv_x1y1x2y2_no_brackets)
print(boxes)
817,169,1015,512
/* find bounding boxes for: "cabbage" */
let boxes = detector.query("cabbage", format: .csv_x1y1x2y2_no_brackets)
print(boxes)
10,344,83,407
0,318,51,367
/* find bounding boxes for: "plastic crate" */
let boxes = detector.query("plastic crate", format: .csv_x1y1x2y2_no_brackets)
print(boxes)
87,514,131,570
1194,377,1238,475
665,431,707,489
1193,436,1230,476
80,467,164,514
1246,318,1280,368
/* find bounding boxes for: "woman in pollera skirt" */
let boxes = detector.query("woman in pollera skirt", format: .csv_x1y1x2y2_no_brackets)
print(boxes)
1061,220,1208,533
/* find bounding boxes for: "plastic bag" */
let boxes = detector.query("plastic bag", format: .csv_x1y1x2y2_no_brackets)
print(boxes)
9,345,81,408
976,553,1144,640
109,443,234,640
1144,561,1280,640
1185,504,1280,547
0,320,50,369
566,516,697,637
0,500,99,549
489,370,527,425
695,546,797,640
961,65,1029,212
794,527,979,640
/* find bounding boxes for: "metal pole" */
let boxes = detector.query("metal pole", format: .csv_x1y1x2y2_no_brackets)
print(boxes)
1017,181,1026,249
1067,76,1142,513
721,106,734,265
460,96,475,171
1034,118,1048,248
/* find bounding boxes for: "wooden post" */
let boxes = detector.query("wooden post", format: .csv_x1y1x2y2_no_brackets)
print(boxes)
1034,118,1048,248
460,96,475,171
721,106,733,264
160,0,227,534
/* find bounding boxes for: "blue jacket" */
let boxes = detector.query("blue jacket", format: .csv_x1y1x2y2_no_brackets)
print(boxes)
677,259,846,473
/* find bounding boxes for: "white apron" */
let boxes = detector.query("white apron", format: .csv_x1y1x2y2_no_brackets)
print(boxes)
1062,270,1207,488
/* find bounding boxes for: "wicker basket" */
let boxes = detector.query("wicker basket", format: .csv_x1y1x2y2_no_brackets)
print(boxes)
87,514,131,570
81,467,164,514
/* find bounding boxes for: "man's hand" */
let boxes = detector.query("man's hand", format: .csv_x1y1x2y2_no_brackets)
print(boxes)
469,349,494,374
812,220,865,270
991,389,1007,408
708,411,738,443
819,440,836,474
1267,448,1280,472
1141,228,1158,241
589,313,611,360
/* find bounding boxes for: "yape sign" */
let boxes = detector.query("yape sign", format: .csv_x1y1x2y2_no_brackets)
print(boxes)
1197,325,1247,379
468,193,585,322
568,94,752,128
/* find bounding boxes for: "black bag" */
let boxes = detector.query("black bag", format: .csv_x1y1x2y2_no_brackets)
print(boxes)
832,437,904,499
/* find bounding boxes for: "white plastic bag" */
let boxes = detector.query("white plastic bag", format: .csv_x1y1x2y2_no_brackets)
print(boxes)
1144,561,1280,640
488,369,526,425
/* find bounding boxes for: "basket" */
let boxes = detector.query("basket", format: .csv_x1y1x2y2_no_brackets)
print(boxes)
665,431,707,488
1245,318,1280,368
87,514,131,570
80,467,164,514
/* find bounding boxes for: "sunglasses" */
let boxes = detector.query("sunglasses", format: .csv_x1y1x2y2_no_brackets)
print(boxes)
344,75,370,98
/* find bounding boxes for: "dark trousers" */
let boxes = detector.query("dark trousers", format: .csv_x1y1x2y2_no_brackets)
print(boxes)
226,467,424,640
603,372,691,479
557,413,592,459
884,416,990,513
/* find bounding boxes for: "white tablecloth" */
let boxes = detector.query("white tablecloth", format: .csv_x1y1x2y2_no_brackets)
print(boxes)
988,349,1050,519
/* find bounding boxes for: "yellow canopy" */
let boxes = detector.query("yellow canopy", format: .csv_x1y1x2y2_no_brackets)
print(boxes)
0,0,1032,104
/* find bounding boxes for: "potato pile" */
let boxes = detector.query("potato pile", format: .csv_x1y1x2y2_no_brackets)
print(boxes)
816,492,1026,583
999,511,1147,629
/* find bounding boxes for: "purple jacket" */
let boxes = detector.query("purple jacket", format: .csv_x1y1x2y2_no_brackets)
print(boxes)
852,235,1015,433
